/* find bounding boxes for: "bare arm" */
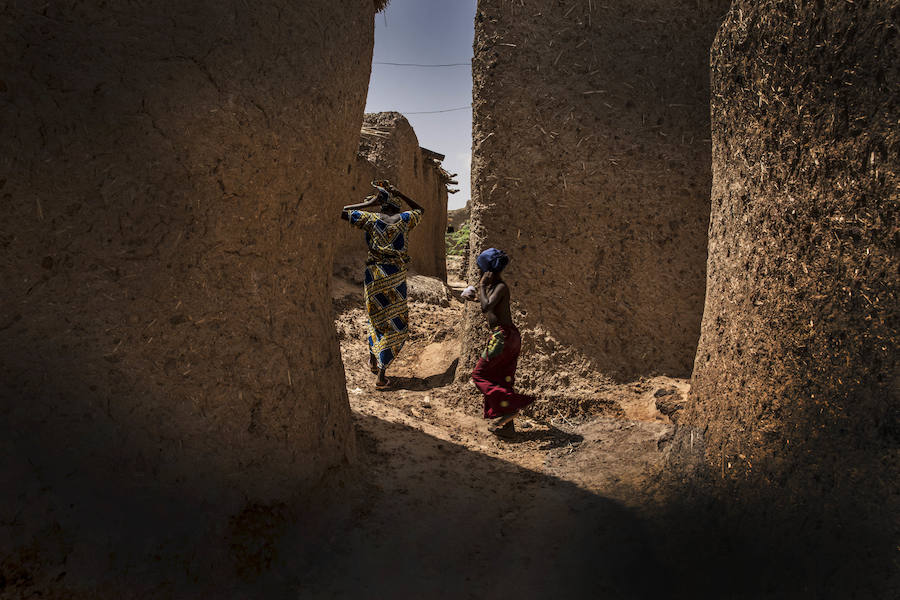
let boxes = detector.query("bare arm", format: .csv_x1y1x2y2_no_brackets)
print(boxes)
340,196,380,221
388,185,425,214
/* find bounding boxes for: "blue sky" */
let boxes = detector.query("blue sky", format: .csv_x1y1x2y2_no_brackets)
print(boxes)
365,0,476,210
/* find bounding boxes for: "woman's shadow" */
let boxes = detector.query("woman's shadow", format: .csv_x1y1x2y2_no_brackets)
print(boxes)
492,419,584,450
384,358,459,391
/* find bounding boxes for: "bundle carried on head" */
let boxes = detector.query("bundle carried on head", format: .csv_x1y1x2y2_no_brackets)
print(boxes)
371,179,401,210
477,248,509,273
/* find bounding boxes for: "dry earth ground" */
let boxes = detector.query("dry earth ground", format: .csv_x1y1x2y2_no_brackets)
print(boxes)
318,271,896,600
325,276,686,598
3,271,888,598
333,272,685,502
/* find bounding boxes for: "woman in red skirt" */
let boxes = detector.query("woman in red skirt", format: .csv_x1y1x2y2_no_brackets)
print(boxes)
463,248,534,434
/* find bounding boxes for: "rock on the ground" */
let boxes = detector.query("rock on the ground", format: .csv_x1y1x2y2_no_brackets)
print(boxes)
408,274,452,307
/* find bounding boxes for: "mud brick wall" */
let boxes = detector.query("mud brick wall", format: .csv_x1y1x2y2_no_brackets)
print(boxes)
465,0,731,380
447,201,471,231
682,0,898,511
333,153,378,283
335,112,449,282
0,0,373,519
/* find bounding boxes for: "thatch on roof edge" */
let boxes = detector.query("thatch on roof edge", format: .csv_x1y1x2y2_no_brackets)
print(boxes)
360,125,389,139
420,146,446,162
374,0,389,13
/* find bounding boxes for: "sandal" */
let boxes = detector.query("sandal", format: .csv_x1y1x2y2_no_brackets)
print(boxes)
375,377,392,390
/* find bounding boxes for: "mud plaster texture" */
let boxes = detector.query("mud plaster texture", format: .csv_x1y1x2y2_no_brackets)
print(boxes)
464,0,731,383
0,0,373,592
674,0,899,587
334,112,450,283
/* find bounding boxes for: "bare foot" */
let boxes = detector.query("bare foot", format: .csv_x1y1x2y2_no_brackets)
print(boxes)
375,368,390,389
488,411,518,433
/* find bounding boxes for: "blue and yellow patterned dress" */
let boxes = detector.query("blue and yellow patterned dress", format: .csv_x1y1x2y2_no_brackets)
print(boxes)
346,208,422,369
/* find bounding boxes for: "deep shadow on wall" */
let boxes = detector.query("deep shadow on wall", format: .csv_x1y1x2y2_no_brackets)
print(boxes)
0,0,374,590
673,1,899,595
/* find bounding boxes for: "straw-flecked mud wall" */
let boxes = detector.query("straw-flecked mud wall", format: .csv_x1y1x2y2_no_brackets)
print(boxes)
466,0,730,380
681,0,899,503
0,0,373,587
335,112,449,282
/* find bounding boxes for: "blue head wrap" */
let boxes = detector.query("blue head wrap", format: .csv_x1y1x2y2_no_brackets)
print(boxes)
476,248,509,273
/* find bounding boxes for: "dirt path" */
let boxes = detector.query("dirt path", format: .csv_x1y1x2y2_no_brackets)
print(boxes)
3,276,870,599
335,280,687,503
307,279,694,598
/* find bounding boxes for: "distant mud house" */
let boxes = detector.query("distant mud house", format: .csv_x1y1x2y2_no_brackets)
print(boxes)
334,112,454,282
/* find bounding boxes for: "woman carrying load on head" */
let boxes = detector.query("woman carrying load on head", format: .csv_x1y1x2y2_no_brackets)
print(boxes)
341,181,425,389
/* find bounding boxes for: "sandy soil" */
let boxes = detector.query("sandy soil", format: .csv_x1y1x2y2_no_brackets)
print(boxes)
317,276,893,599
334,275,687,498
3,273,884,599
310,276,697,598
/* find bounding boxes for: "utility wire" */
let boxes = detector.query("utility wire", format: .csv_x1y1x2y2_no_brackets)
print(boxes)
402,105,472,115
374,61,471,67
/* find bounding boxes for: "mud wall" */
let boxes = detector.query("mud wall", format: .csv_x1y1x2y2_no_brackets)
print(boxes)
466,0,730,380
682,0,898,510
447,200,471,231
334,153,378,283
0,0,372,535
334,112,449,282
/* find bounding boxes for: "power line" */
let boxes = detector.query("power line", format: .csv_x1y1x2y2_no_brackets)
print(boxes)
402,105,472,115
374,61,471,67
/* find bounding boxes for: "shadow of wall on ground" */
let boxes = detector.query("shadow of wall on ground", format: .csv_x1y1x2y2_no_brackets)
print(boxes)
236,414,899,599
1,0,374,593
658,497,897,598
464,0,732,382
656,429,898,599
317,416,896,600
4,398,895,598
